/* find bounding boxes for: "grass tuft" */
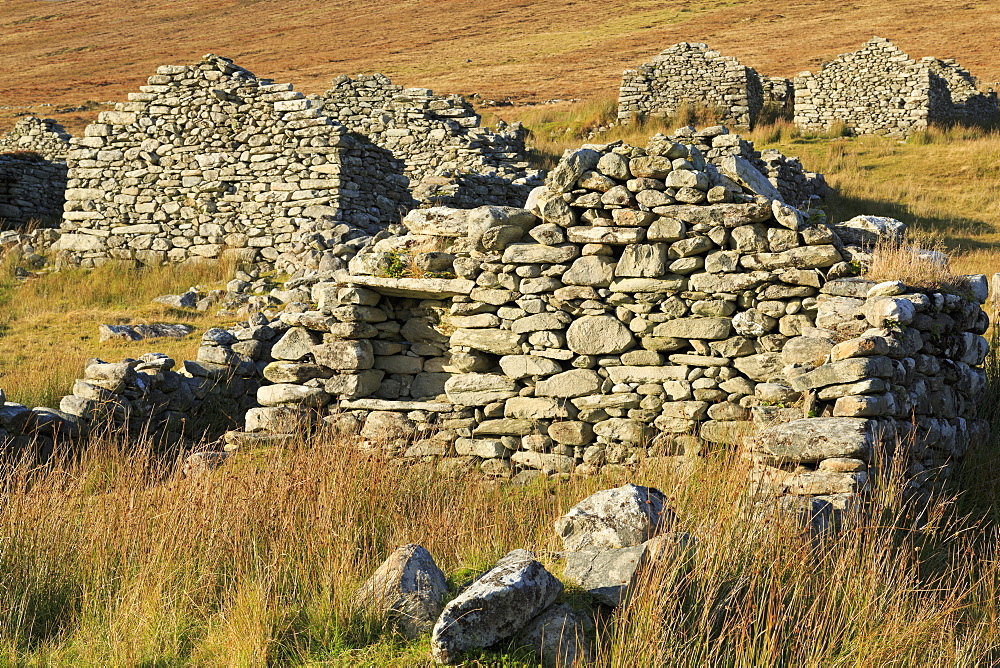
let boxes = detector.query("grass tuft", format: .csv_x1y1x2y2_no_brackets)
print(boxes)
864,234,973,295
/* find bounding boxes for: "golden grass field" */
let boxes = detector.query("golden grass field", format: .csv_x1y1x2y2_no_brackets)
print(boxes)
2,0,1000,132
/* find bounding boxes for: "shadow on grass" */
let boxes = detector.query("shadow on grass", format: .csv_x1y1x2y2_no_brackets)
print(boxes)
822,190,996,249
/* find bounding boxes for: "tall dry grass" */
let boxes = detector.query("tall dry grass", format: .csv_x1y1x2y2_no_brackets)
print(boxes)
0,408,998,665
863,234,973,295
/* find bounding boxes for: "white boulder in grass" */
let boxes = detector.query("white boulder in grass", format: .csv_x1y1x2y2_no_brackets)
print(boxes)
554,483,676,552
430,549,563,664
829,215,906,247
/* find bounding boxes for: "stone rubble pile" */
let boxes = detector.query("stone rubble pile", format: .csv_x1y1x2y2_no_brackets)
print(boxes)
794,37,999,137
355,484,689,666
56,319,281,446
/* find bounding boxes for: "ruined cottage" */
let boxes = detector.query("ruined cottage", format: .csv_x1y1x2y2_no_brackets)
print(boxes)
618,43,765,129
794,37,998,136
54,55,541,269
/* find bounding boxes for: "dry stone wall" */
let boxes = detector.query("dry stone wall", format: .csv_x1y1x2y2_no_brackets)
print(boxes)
0,117,71,226
0,116,71,160
0,133,985,516
618,43,764,129
56,55,413,268
794,37,998,136
318,74,541,208
182,134,987,511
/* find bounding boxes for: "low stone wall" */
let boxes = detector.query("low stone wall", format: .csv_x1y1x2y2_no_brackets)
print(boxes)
794,37,998,136
318,74,542,208
618,43,764,129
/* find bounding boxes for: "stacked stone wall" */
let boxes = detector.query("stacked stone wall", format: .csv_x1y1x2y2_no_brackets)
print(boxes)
194,136,987,509
794,37,998,136
0,116,71,160
56,55,413,268
318,74,541,208
0,117,71,226
618,43,764,129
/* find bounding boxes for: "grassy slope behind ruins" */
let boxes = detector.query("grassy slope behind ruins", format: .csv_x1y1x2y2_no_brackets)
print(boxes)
2,0,1000,113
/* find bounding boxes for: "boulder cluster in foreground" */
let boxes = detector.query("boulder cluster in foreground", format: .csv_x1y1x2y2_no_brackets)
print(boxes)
356,483,691,666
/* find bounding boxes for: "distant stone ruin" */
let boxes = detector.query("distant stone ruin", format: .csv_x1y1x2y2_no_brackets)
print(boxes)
618,43,766,129
318,74,541,208
0,117,71,226
794,37,998,136
52,55,541,269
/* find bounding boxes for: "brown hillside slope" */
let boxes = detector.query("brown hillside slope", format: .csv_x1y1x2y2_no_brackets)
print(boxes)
1,0,999,130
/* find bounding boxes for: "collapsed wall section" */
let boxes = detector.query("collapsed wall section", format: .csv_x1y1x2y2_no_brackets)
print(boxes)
924,58,999,126
57,55,412,268
0,117,71,226
618,43,764,129
318,74,542,208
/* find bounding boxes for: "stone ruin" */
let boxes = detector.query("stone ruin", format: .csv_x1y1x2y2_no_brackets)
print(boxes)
46,55,540,270
620,38,997,139
794,37,999,136
0,46,987,523
317,73,540,208
0,116,71,226
618,43,765,129
1,131,976,524
55,55,414,269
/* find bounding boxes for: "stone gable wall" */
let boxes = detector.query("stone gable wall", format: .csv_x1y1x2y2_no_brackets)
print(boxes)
318,73,541,208
618,43,764,129
794,37,998,136
56,55,413,268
